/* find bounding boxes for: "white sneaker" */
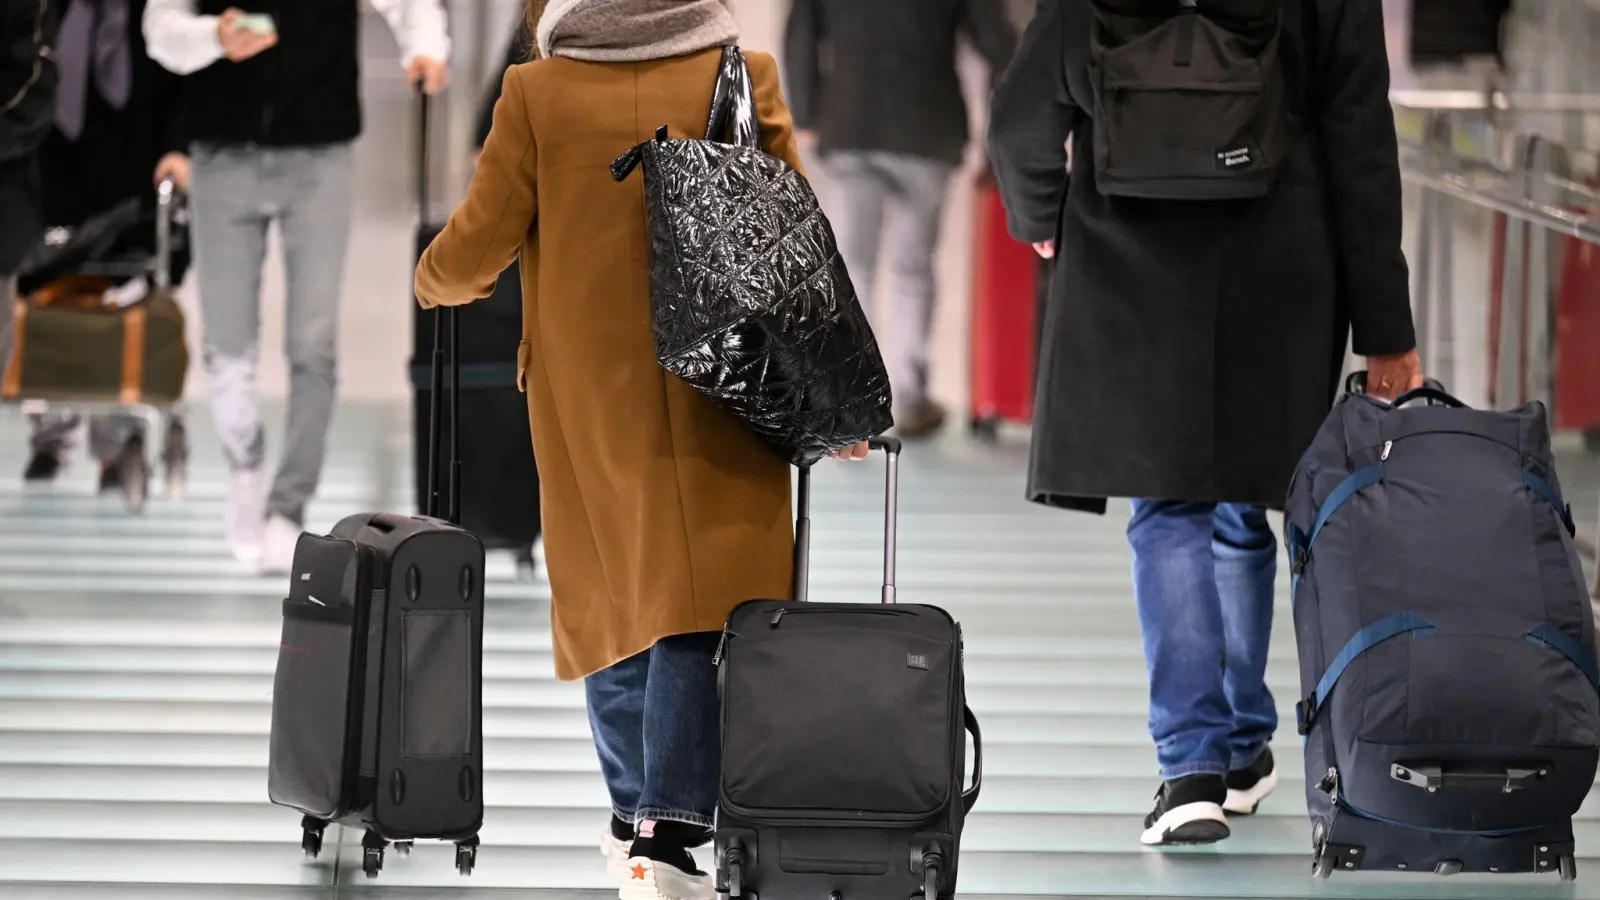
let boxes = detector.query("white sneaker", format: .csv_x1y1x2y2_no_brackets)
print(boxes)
258,515,301,576
226,470,266,563
619,820,713,900
601,822,633,877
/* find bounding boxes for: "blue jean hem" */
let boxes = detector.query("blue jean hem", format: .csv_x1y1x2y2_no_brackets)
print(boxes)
1159,762,1228,780
634,806,715,830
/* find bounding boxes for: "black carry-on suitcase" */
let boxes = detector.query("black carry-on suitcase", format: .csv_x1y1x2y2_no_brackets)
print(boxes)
712,438,983,900
410,93,541,572
267,300,486,878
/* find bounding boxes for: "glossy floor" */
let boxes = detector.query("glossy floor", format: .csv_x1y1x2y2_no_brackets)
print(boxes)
2,402,1599,900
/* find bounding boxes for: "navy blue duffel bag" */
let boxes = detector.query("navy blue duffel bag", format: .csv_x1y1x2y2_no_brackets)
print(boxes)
1287,375,1598,881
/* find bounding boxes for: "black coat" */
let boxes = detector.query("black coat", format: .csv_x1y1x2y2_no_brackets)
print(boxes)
0,0,56,273
784,0,1018,164
988,0,1417,514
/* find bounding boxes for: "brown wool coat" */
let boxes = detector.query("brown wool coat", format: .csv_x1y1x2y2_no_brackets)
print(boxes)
415,49,799,681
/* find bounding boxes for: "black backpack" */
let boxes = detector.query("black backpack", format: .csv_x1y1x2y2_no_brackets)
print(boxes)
1088,0,1302,200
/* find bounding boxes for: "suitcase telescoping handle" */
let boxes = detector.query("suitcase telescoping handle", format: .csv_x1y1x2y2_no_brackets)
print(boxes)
791,437,902,605
154,177,177,291
418,91,461,525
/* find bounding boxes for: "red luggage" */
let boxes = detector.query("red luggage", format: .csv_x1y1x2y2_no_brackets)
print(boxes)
1554,236,1600,449
968,183,1042,439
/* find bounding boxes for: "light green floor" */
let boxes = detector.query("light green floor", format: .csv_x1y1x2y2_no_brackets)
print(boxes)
2,403,1598,899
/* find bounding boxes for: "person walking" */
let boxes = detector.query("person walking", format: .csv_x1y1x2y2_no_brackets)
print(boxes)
415,1,865,897
0,0,57,371
142,0,450,572
21,0,193,492
989,0,1423,846
784,0,1017,439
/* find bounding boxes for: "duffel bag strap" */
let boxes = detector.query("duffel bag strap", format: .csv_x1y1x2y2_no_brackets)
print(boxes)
1297,611,1436,736
961,705,983,814
1524,470,1577,537
1289,462,1386,577
1527,623,1600,692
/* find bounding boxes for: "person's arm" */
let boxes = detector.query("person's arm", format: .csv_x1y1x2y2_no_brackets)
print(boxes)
986,0,1074,245
142,0,225,75
749,52,804,175
1315,0,1415,357
781,0,823,133
415,68,534,309
961,0,1019,77
369,0,451,70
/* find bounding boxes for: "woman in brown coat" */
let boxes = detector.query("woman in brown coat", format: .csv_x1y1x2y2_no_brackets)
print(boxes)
414,1,843,897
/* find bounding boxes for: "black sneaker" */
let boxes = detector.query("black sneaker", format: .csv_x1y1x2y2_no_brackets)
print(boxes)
1224,746,1278,815
621,819,713,900
1140,774,1230,846
23,451,63,483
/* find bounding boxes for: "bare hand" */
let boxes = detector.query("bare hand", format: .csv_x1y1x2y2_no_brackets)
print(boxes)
407,56,450,94
217,9,277,62
153,153,191,192
1365,349,1425,401
828,442,870,462
1032,240,1055,259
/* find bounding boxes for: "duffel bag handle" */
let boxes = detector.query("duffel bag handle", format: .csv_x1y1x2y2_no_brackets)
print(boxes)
1391,385,1466,409
1346,371,1461,408
961,705,983,814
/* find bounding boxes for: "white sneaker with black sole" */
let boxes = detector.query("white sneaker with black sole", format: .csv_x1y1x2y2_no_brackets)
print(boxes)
1141,774,1231,846
1224,746,1278,815
619,819,713,900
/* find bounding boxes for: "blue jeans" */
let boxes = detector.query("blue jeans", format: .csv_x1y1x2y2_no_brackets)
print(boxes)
1127,501,1278,779
585,632,723,829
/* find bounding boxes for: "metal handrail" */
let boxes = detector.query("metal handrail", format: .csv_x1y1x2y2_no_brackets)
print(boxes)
1391,89,1600,113
1399,166,1600,243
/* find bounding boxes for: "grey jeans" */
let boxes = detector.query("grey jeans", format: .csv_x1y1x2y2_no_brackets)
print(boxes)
189,142,355,524
822,151,956,409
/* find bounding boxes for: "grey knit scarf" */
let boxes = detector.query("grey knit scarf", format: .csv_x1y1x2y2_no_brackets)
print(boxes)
537,0,739,63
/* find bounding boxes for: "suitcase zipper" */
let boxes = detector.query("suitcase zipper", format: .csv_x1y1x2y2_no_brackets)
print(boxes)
718,796,945,830
768,607,913,627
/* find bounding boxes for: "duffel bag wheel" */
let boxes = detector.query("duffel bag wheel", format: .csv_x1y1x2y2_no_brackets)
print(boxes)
1312,853,1336,880
362,847,384,879
1561,854,1578,882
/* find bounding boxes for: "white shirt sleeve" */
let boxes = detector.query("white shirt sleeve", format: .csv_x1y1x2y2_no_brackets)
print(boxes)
142,0,225,75
369,0,452,69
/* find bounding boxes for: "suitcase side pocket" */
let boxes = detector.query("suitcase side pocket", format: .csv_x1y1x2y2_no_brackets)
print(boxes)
400,609,473,759
269,599,359,819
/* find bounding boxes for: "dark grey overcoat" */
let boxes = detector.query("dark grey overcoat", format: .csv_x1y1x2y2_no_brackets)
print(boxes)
988,0,1418,514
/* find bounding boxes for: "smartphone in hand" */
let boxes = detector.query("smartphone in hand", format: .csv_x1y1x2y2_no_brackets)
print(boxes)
234,13,277,36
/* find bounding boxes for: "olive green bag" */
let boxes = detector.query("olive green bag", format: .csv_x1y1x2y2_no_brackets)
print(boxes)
2,277,188,404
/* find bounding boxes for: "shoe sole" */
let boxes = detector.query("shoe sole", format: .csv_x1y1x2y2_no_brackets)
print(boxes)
1223,769,1279,816
618,856,713,900
1141,801,1231,846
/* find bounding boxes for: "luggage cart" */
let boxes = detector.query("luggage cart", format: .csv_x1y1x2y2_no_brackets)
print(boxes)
4,179,190,514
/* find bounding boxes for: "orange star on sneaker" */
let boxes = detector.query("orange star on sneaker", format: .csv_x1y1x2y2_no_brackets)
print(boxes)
631,863,648,880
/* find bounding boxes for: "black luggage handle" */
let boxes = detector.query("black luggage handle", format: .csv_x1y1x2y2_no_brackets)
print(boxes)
791,437,901,605
418,90,460,525
962,705,983,814
1391,760,1549,794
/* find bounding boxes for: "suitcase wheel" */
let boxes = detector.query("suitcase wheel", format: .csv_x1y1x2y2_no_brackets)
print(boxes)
1312,854,1336,880
1560,852,1578,882
361,830,387,879
394,840,413,857
455,837,478,876
920,849,943,900
718,844,747,899
299,817,326,860
362,846,384,878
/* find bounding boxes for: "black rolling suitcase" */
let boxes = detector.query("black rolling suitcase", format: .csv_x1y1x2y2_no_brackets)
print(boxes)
267,303,486,879
712,438,983,900
411,94,541,571
1288,373,1598,882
